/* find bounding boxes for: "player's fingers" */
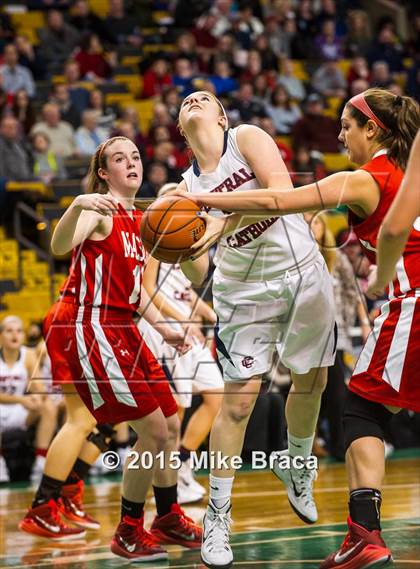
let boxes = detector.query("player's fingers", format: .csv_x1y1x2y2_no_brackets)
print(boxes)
102,195,119,211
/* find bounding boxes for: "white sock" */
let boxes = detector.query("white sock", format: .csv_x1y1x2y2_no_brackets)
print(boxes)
288,432,314,459
209,475,234,511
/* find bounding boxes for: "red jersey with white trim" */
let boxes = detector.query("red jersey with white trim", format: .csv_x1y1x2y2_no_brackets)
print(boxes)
349,151,420,297
73,204,146,316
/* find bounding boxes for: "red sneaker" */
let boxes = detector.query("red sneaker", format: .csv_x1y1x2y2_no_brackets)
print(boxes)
319,517,392,569
150,503,202,549
58,480,100,530
110,515,168,562
19,500,86,541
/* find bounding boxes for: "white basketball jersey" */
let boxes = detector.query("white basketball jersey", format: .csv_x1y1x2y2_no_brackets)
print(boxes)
157,262,193,318
0,347,28,398
182,126,319,280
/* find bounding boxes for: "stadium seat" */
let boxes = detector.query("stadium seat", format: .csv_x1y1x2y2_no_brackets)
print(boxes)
323,153,353,172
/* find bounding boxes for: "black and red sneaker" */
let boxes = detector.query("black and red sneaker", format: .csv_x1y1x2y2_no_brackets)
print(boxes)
150,503,202,549
58,480,100,530
319,517,392,568
111,515,168,562
19,499,86,541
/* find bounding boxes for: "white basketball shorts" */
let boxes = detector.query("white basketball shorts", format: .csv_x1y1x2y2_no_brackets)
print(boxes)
0,404,29,432
212,256,337,381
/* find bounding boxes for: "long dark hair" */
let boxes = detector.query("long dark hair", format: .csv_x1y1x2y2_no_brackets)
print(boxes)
347,88,419,170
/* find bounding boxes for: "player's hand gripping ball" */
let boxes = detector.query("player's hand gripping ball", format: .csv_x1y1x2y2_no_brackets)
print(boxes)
140,195,206,263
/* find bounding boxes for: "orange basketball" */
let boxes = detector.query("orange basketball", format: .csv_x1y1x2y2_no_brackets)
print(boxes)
140,195,206,263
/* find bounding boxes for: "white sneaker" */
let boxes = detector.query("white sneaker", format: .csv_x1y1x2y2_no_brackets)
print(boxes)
271,449,318,524
177,478,204,504
31,455,46,483
0,455,10,483
179,461,206,496
89,454,109,476
201,502,233,569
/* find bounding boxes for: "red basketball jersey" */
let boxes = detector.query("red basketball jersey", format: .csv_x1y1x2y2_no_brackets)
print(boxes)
349,150,420,297
73,204,146,316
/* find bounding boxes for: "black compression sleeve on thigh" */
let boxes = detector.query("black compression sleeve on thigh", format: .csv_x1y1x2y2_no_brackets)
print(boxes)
343,390,393,452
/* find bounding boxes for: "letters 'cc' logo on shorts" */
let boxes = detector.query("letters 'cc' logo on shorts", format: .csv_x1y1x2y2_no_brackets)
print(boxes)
241,356,255,368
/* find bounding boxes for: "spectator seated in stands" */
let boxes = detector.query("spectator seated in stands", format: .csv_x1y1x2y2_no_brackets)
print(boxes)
0,44,35,98
88,89,116,136
235,5,265,49
208,60,238,96
11,89,37,135
141,57,173,99
265,85,302,135
314,18,344,61
277,58,306,102
231,81,267,123
347,56,370,89
370,60,393,89
49,82,80,129
291,144,326,186
69,0,111,45
0,116,32,181
367,21,404,73
172,57,198,97
113,119,145,153
105,0,142,47
38,9,80,72
14,35,47,82
75,110,108,157
140,161,169,198
0,315,59,484
253,34,278,72
311,57,347,99
63,60,90,115
161,86,182,121
292,93,341,153
31,132,66,184
149,102,183,144
259,116,293,169
31,102,76,158
74,33,115,83
344,9,372,58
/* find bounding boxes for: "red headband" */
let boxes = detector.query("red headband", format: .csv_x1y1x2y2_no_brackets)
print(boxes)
349,92,389,131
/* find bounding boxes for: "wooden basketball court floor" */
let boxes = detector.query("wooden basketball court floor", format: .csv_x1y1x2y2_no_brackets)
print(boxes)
1,453,419,569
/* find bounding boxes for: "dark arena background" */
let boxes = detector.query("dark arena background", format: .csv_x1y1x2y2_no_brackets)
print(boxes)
0,1,419,568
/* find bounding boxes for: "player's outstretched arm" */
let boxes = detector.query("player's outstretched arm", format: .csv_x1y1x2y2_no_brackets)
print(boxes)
51,193,118,255
138,285,191,354
188,170,380,258
368,130,420,298
180,255,209,286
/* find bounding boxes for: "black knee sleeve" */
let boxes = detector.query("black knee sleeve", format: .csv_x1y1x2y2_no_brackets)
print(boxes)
87,423,116,452
343,390,393,453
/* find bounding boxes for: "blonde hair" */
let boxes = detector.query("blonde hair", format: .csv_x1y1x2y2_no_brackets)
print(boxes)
85,136,130,194
0,315,24,333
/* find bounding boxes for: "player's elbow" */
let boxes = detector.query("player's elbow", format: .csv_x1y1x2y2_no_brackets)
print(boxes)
50,238,70,256
380,222,409,241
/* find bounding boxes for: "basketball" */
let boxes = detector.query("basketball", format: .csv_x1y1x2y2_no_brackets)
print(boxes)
140,195,206,263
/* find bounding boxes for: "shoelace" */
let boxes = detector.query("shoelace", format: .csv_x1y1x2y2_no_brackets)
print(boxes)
206,512,232,552
47,502,66,528
125,519,157,549
293,468,317,505
178,511,200,533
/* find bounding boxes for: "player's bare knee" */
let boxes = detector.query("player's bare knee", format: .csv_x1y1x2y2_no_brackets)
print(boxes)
165,413,180,443
225,401,253,424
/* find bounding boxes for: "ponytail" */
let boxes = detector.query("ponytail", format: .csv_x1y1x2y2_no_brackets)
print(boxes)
85,136,130,194
347,88,420,170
